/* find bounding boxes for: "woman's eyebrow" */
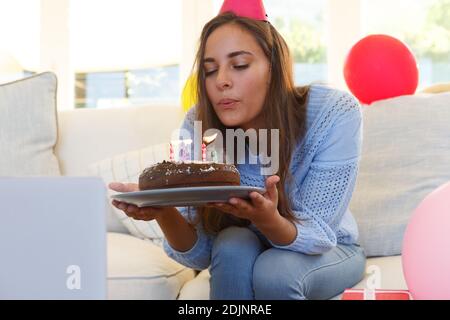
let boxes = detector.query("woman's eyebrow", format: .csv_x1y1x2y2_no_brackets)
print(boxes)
203,50,253,63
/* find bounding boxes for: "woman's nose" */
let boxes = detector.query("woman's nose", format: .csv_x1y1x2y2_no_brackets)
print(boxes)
216,69,232,90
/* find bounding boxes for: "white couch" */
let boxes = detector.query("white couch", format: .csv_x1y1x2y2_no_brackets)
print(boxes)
54,103,410,300
5,72,449,300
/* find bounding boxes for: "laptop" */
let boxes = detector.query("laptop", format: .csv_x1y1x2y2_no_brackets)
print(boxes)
0,177,107,300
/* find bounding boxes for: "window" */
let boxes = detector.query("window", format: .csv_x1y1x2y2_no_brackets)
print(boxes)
71,0,182,108
362,0,450,89
266,0,328,85
75,66,180,108
213,0,328,85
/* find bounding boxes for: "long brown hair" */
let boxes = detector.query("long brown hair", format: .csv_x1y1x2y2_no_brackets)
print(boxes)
192,12,309,234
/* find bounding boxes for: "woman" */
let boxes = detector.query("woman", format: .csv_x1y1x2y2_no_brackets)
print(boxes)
110,8,366,300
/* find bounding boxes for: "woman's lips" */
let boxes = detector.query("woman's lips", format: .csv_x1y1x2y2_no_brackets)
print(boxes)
218,99,239,109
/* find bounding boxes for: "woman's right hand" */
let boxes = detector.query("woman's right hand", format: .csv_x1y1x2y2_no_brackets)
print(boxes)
109,182,166,221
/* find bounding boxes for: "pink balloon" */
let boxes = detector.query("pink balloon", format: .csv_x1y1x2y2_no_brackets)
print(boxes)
344,35,419,105
402,182,450,300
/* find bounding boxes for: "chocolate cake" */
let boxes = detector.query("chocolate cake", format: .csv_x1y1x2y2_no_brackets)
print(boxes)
139,161,240,190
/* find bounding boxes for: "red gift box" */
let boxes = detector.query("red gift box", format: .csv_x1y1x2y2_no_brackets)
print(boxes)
341,289,413,300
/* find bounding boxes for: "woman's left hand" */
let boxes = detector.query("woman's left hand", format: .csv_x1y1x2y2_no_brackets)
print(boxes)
207,175,281,226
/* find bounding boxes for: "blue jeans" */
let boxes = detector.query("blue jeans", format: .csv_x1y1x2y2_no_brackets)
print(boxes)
209,227,366,300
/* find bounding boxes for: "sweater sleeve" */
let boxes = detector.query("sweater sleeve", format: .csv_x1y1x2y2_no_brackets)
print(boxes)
269,91,363,254
163,207,214,270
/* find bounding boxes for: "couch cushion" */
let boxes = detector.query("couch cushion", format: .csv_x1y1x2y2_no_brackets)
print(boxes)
56,105,183,176
350,92,450,257
421,82,450,94
178,269,211,300
107,232,195,300
0,72,60,176
177,256,406,300
89,144,170,240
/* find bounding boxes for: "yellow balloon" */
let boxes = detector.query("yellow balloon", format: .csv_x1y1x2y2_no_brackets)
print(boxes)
181,74,198,113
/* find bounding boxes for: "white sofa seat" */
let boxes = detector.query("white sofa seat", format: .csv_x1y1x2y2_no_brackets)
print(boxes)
107,233,195,300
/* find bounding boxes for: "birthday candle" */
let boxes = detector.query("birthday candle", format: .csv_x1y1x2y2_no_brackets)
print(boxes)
169,143,174,161
202,143,206,162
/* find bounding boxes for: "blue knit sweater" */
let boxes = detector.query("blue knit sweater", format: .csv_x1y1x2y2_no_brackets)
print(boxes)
163,84,363,270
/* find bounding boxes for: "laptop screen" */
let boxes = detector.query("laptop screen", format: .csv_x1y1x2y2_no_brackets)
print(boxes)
0,177,107,300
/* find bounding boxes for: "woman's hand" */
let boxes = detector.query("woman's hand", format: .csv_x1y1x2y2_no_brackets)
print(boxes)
207,175,281,226
109,182,167,221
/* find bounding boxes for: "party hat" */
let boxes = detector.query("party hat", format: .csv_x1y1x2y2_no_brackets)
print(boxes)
219,0,268,21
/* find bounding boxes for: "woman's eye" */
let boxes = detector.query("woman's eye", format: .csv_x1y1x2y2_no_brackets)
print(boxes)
205,65,248,76
234,65,249,70
205,70,217,76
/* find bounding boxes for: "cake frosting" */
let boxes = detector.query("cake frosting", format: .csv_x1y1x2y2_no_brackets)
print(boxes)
139,160,240,190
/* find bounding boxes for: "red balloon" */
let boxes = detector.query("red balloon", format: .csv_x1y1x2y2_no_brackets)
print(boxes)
344,35,419,105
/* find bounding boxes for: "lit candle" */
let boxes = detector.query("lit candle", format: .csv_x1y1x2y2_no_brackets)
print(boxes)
202,143,206,162
169,143,174,161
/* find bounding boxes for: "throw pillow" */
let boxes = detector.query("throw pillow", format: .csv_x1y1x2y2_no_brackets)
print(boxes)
420,83,450,94
89,143,170,246
0,72,60,176
350,92,450,257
